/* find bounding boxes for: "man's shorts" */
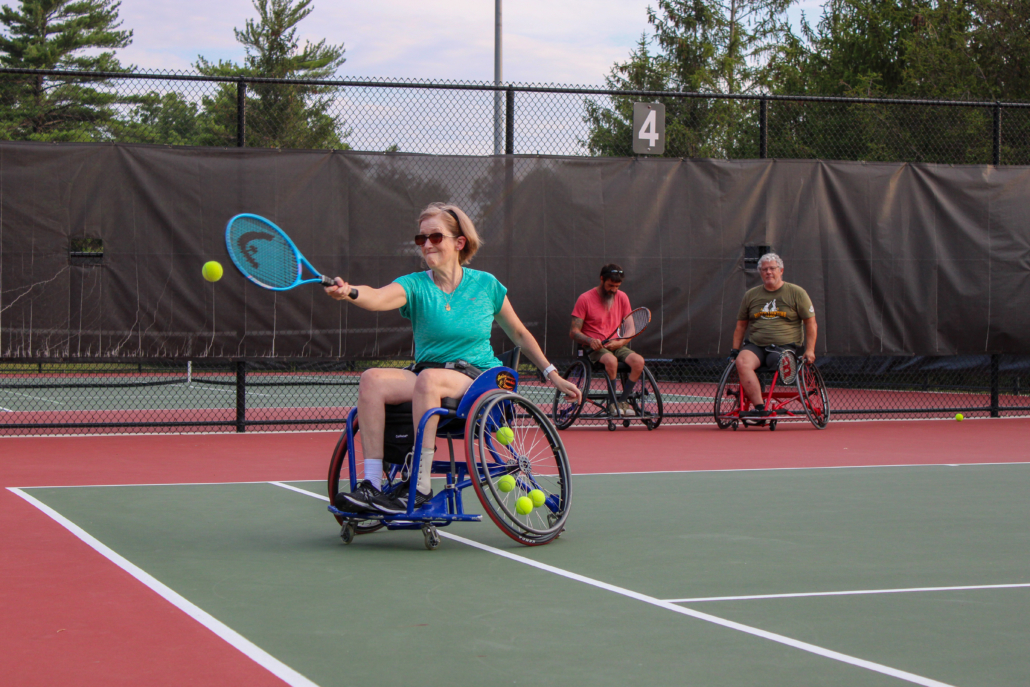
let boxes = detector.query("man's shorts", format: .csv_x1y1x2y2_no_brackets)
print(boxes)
740,341,798,370
588,345,635,365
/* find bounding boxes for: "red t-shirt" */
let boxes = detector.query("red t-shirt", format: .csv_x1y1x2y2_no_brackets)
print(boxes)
572,288,632,341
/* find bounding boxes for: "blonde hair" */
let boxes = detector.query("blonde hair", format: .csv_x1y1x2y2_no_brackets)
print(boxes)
418,202,481,265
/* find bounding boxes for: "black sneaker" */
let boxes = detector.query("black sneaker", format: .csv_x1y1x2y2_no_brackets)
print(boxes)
335,479,381,513
368,482,434,515
740,408,770,426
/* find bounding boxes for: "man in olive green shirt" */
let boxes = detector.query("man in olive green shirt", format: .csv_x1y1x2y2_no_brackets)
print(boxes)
730,253,818,418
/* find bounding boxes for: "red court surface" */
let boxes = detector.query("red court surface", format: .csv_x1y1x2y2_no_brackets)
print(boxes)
4,419,1028,686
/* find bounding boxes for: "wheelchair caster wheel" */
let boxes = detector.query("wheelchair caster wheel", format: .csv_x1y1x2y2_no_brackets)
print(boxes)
623,419,630,428
422,525,441,550
769,420,777,431
607,422,616,432
340,522,356,545
731,420,739,431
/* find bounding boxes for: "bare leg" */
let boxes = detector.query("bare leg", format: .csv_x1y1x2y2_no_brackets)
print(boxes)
625,352,644,385
411,369,475,493
735,350,764,407
357,367,418,462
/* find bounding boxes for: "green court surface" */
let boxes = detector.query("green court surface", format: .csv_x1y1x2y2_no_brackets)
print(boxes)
22,464,1030,687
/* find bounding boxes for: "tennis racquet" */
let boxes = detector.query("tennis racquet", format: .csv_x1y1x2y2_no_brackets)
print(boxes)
601,307,651,344
225,213,358,298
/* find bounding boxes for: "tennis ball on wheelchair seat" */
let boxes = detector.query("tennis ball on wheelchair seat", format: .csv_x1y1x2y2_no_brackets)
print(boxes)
202,261,223,282
495,426,515,445
497,474,516,492
528,489,546,508
515,496,533,515
955,413,964,422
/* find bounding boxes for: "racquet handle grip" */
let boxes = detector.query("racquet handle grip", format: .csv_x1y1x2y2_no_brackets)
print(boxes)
348,288,359,299
320,275,359,300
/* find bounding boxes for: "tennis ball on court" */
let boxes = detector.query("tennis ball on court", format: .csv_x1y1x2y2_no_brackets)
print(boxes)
202,261,223,282
515,496,533,515
495,426,514,445
955,413,964,422
497,475,516,492
528,489,546,508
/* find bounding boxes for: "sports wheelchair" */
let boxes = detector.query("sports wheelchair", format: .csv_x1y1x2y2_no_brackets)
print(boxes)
714,348,829,430
552,348,663,431
327,349,572,549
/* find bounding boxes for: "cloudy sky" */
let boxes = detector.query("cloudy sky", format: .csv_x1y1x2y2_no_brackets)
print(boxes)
116,0,826,86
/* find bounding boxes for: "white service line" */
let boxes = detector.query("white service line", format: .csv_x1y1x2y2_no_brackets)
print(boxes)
666,582,1030,603
275,482,956,687
8,487,322,687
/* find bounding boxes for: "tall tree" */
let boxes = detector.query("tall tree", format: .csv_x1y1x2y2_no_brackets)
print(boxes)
0,0,132,141
194,0,348,149
584,0,794,158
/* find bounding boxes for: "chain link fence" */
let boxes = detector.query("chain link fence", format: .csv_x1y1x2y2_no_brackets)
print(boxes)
2,68,1029,433
3,356,1028,435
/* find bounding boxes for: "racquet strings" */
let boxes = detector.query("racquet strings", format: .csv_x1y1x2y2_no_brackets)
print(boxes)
227,216,299,288
617,307,651,339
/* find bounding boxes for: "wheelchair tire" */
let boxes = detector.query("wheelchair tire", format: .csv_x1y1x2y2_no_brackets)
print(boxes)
714,362,741,429
797,363,830,429
327,419,386,535
634,365,663,430
552,359,589,430
467,389,571,546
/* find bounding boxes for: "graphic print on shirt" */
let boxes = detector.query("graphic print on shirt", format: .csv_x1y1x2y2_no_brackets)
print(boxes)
754,298,787,320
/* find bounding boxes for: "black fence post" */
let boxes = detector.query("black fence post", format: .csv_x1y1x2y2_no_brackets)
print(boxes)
505,87,514,155
990,354,1000,417
759,97,768,159
237,79,247,148
236,360,247,432
992,103,1001,165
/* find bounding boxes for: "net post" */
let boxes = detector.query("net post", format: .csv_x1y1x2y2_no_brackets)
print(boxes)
236,360,247,432
990,353,1000,417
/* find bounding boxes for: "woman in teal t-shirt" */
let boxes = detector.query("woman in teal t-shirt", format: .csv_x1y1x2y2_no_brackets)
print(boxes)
324,202,580,515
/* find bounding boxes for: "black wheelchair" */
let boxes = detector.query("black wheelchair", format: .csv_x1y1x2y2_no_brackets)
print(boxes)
714,348,829,430
552,348,663,431
327,348,573,549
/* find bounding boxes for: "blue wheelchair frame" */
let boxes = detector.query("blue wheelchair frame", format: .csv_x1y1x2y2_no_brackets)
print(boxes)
327,363,571,549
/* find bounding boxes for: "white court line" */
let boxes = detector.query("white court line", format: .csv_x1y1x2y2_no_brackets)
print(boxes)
7,487,322,687
666,582,1030,603
0,389,63,404
274,482,955,687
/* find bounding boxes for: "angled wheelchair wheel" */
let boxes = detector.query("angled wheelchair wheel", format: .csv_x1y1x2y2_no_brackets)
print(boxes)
327,418,386,535
552,359,588,430
467,389,571,546
797,363,830,429
634,366,663,430
714,362,741,429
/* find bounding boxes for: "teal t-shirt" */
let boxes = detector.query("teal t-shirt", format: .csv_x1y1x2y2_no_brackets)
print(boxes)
394,268,507,370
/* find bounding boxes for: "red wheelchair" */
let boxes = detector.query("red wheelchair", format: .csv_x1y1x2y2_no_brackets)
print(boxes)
714,349,829,430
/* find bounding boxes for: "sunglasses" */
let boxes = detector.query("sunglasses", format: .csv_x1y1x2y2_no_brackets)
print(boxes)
603,269,624,278
414,233,459,246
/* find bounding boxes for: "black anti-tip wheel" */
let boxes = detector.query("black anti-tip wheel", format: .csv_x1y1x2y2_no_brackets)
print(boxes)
467,389,571,546
422,525,441,550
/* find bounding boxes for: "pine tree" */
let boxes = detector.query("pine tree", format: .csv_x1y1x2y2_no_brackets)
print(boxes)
0,0,132,141
194,0,348,149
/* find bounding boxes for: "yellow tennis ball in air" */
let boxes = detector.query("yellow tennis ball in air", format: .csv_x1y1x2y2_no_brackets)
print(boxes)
515,496,533,515
955,413,964,422
497,475,516,492
528,489,546,508
202,261,223,282
495,426,514,445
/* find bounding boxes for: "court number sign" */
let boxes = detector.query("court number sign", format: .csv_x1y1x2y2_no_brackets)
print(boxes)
632,102,665,155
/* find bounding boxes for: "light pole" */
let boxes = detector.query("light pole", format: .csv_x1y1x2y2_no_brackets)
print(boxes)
493,0,503,155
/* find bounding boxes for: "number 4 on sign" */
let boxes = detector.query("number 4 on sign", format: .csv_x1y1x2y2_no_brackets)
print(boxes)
631,102,665,154
638,109,659,147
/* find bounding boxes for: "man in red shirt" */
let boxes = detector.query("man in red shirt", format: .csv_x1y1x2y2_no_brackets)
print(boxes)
569,264,646,415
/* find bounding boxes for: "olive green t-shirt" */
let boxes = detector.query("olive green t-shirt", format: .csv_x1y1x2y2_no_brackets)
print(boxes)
736,282,815,347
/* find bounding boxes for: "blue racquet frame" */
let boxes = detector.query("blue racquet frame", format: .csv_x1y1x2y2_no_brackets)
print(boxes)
224,213,357,298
